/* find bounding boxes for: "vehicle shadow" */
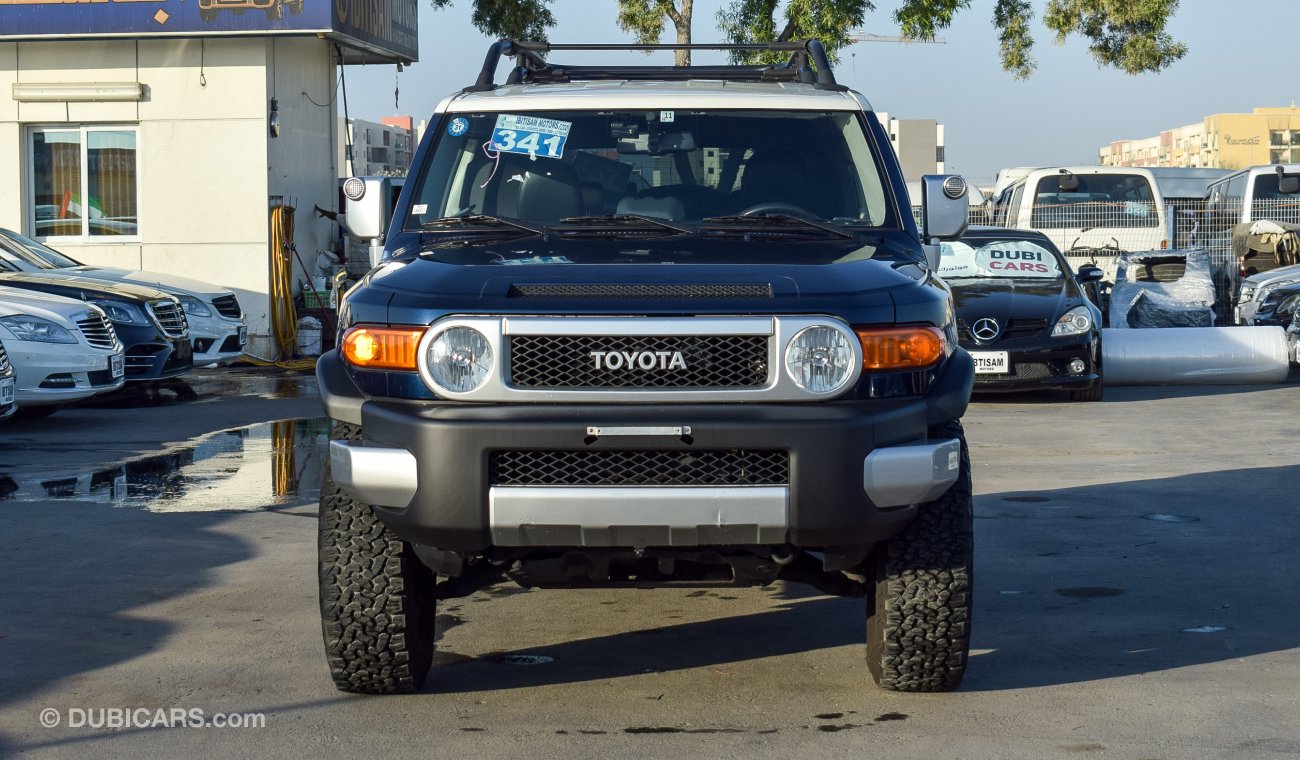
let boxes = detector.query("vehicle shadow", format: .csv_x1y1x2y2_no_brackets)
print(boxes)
425,464,1300,694
973,377,1298,405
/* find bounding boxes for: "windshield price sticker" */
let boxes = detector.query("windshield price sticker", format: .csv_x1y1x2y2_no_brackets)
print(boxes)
491,115,571,159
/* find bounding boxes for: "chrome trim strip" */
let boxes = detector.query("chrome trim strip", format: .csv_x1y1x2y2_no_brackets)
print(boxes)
415,315,863,403
586,425,690,437
862,438,961,507
489,485,789,546
329,441,419,508
502,316,774,336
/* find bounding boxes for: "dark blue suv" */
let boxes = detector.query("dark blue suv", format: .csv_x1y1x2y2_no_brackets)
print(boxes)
317,40,976,695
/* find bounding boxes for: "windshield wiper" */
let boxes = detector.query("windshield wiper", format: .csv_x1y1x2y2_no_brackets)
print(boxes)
702,213,854,240
420,213,543,235
552,214,697,236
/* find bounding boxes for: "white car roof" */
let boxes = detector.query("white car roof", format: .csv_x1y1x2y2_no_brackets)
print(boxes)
442,80,867,113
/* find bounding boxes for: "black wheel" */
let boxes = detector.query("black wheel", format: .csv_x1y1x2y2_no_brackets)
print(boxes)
319,422,436,694
13,405,60,420
1069,382,1103,402
866,418,973,692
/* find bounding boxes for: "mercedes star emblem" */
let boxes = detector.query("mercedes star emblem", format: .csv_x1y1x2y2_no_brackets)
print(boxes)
972,317,1001,343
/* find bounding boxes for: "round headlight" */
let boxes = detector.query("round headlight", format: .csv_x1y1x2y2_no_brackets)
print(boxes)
784,325,856,394
342,177,366,201
426,326,492,393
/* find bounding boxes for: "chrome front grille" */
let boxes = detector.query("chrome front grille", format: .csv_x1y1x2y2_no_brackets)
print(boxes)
509,334,769,388
76,311,118,350
490,449,790,486
0,341,11,376
147,300,189,338
211,294,243,319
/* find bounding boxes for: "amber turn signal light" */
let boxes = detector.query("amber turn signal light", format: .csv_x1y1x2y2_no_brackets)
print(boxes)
854,326,946,370
340,326,426,370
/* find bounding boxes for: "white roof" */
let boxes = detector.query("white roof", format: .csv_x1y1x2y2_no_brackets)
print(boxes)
442,80,867,113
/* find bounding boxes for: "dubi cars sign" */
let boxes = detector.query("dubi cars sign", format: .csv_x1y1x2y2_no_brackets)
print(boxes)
0,0,418,64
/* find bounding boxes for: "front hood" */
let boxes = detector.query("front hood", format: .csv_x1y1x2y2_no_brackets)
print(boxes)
0,285,96,324
66,266,228,299
369,235,929,324
949,278,1069,325
0,270,172,303
1244,261,1300,287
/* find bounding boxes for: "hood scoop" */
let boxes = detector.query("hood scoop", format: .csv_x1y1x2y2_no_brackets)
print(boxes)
507,283,773,299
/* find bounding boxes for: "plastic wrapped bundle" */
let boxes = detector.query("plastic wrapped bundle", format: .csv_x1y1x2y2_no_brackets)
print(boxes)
1109,248,1216,328
1101,326,1290,385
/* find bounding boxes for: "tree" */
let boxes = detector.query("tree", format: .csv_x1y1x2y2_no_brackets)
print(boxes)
717,0,1186,78
428,0,556,41
616,1,696,66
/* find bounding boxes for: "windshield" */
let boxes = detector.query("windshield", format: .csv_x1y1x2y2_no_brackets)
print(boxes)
404,109,893,229
939,239,1064,280
0,229,79,270
1030,173,1158,229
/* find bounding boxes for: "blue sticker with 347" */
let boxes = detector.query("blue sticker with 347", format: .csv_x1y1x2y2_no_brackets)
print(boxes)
447,117,469,137
491,114,571,158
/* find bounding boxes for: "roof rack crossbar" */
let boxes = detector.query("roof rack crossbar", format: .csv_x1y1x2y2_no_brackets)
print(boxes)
465,39,844,93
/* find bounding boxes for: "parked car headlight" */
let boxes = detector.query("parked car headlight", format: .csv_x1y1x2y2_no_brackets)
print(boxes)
1259,279,1300,304
177,295,213,318
425,326,492,393
0,314,78,344
784,325,855,393
1276,293,1300,321
1051,306,1093,338
91,299,149,326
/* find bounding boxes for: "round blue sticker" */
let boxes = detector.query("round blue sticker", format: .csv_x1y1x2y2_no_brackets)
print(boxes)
447,117,469,137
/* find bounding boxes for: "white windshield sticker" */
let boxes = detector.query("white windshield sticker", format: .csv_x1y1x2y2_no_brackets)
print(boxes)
491,114,571,159
939,241,1061,278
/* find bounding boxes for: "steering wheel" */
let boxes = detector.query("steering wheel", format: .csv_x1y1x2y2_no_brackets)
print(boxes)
738,202,819,219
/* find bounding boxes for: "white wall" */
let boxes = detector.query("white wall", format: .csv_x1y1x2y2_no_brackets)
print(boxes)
0,37,339,357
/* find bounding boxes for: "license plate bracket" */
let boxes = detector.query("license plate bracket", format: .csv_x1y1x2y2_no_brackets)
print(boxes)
110,353,124,379
0,377,13,405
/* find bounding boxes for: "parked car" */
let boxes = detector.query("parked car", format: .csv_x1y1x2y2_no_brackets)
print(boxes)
996,166,1169,282
0,229,246,364
1205,164,1300,228
0,339,16,420
938,227,1104,401
0,272,191,381
0,286,125,417
1236,261,1300,325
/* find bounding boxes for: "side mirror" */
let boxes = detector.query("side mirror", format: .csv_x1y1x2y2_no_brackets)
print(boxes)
920,174,969,242
1076,264,1105,283
1277,166,1300,195
1058,171,1079,192
341,176,391,241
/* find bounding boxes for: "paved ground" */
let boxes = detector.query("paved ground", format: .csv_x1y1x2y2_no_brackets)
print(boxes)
1,370,1298,759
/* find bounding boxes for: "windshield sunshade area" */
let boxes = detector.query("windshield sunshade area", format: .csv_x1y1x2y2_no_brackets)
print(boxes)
939,240,1063,280
1030,173,1158,229
405,109,894,230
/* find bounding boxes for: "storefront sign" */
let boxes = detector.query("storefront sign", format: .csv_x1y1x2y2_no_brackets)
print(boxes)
0,0,417,62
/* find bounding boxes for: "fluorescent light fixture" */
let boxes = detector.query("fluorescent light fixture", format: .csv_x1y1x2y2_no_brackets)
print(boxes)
12,82,145,102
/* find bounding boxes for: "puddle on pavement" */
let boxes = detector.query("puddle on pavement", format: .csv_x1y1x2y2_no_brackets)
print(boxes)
76,371,317,408
0,417,329,512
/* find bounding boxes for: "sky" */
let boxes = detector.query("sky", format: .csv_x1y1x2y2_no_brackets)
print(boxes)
346,1,1300,186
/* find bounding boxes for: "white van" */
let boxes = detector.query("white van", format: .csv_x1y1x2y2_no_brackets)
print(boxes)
1205,164,1300,226
996,166,1169,280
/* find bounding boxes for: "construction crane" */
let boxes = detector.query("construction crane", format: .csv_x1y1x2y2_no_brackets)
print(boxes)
848,31,948,45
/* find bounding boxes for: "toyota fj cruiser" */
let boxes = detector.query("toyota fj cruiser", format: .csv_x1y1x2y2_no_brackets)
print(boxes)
318,40,976,694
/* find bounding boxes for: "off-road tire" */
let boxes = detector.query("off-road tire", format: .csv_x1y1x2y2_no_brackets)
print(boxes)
1069,382,1104,402
319,422,436,694
866,418,973,692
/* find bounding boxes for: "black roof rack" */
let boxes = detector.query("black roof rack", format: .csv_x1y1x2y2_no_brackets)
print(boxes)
466,40,847,93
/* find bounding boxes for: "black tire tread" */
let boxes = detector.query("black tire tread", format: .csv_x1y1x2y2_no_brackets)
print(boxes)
318,422,436,694
866,418,974,692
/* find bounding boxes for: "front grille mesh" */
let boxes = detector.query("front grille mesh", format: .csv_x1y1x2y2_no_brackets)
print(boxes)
147,300,188,338
76,312,117,349
509,335,768,388
490,449,790,486
508,283,772,299
211,294,243,319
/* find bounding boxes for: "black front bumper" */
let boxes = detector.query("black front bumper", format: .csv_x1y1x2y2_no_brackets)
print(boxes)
319,349,974,552
968,336,1100,393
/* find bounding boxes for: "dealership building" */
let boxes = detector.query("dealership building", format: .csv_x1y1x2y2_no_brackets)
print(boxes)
0,1,416,357
1100,106,1300,169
